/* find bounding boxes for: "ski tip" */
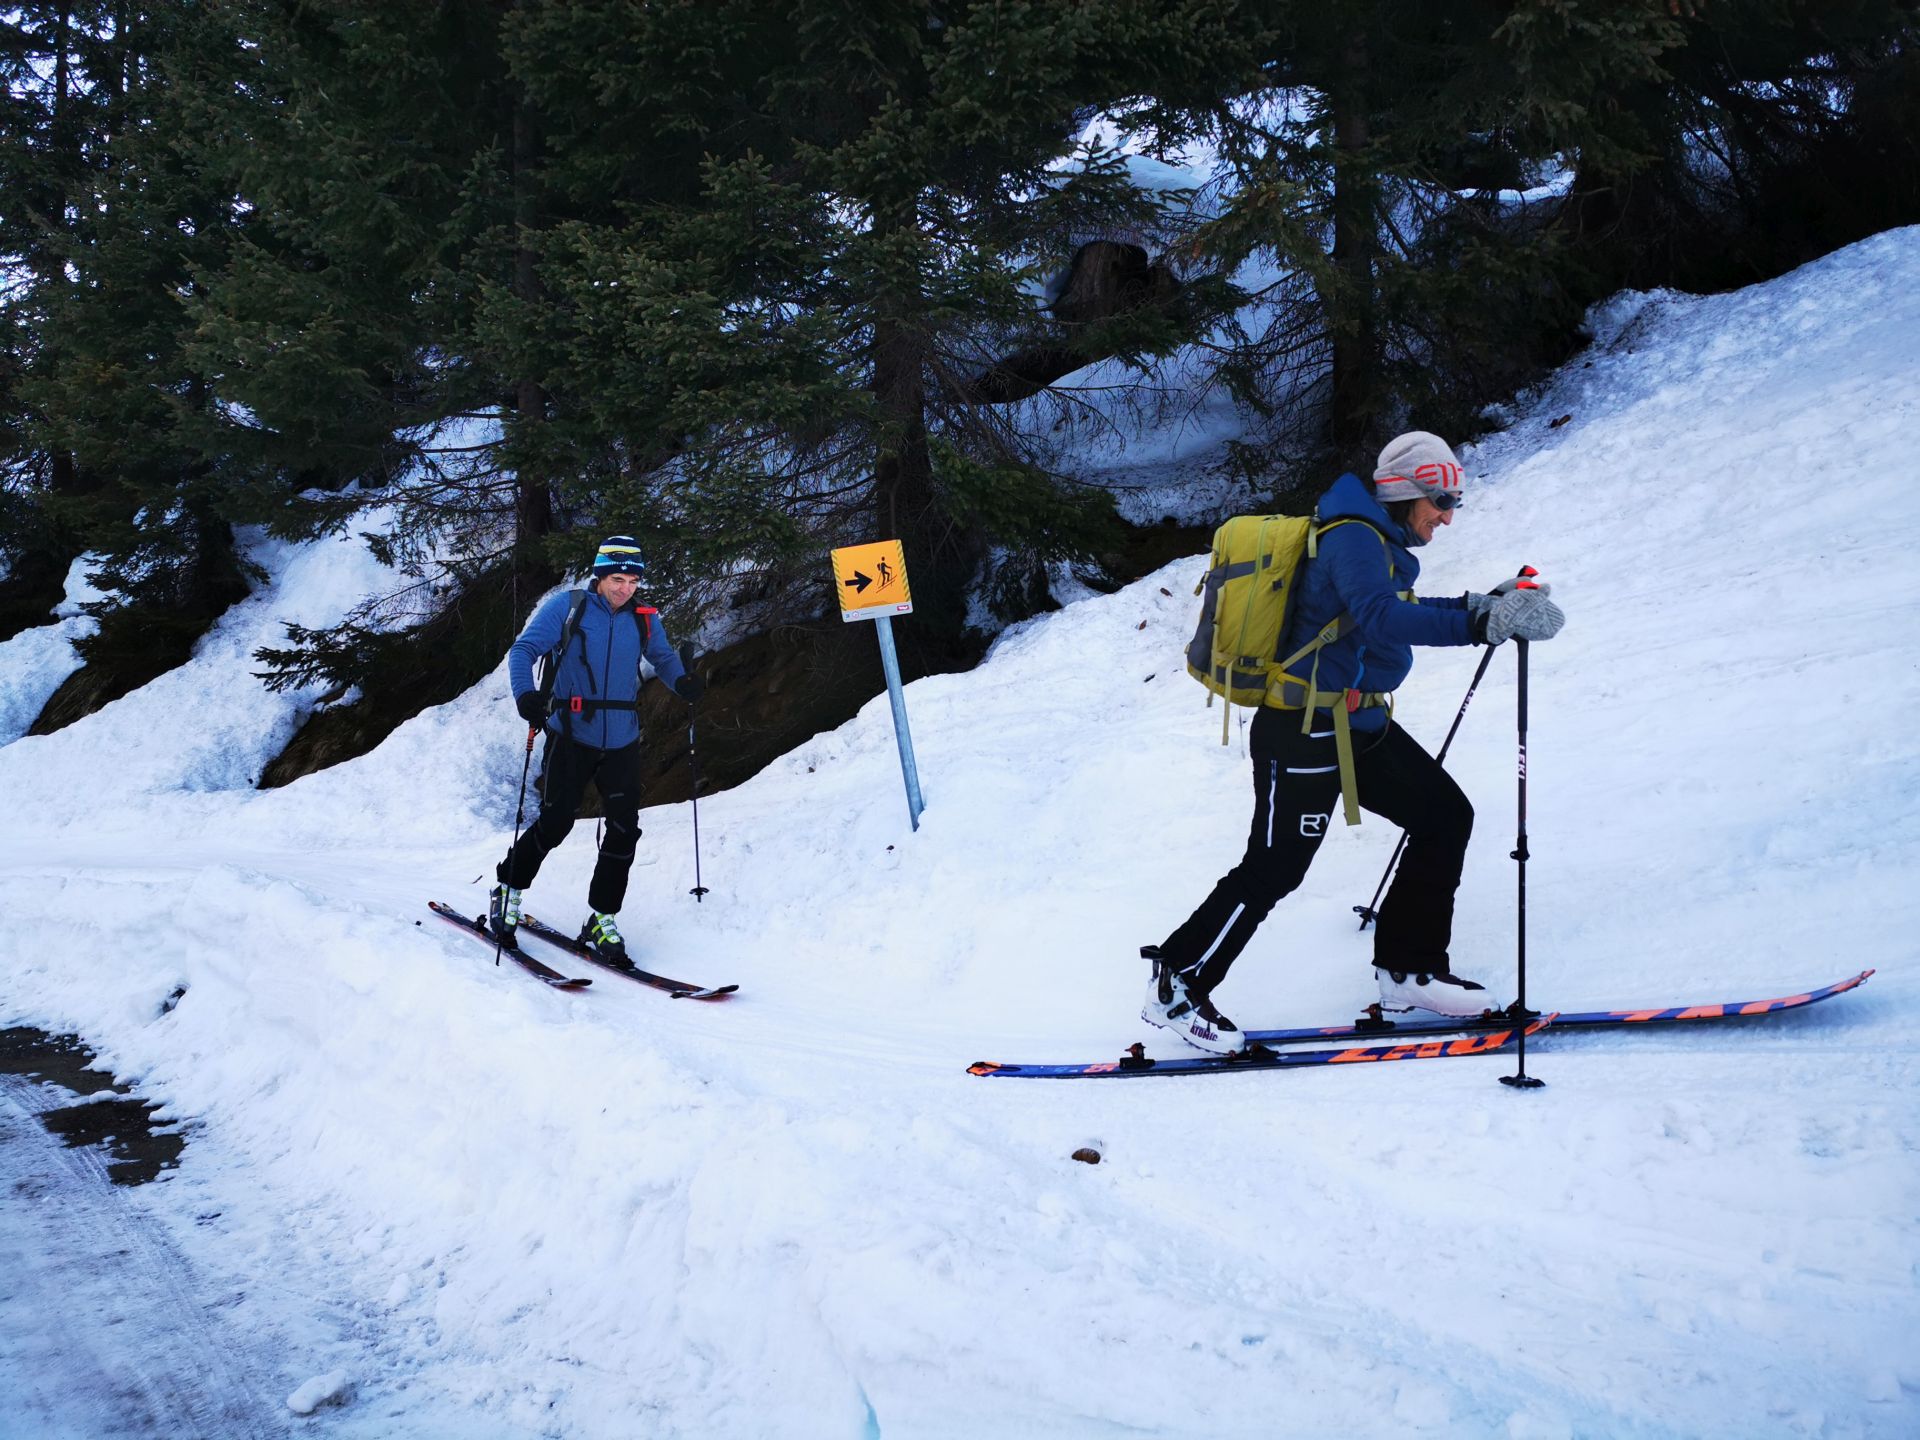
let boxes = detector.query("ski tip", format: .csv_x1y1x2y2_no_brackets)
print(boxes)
671,984,740,1000
967,1061,1003,1076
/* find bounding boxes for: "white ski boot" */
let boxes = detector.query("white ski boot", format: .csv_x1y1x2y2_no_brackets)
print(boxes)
1375,965,1499,1018
1141,947,1243,1055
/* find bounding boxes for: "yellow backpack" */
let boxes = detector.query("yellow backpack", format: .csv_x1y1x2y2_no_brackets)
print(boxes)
1184,513,1393,824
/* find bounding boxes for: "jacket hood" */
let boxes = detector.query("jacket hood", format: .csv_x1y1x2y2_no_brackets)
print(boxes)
1316,471,1410,545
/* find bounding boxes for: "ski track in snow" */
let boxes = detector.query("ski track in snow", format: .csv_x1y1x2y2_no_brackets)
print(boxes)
2,231,1919,1436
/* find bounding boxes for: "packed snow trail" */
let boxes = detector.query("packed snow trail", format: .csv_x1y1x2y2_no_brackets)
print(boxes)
0,1075,292,1438
1,233,1918,1435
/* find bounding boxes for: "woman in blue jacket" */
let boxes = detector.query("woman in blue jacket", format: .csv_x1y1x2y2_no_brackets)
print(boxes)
1145,433,1566,1054
487,536,705,966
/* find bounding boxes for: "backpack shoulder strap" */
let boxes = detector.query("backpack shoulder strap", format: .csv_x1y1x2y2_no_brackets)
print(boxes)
1309,515,1394,574
538,590,593,739
1279,517,1394,671
558,590,591,651
1273,516,1402,826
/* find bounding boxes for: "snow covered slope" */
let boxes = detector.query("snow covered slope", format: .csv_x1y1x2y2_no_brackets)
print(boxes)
3,229,1918,1438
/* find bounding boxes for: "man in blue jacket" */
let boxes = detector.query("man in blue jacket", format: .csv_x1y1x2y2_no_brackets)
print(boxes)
1144,433,1567,1054
487,535,705,965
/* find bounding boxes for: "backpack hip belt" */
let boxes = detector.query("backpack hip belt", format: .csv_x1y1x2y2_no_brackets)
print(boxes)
1266,667,1392,828
550,695,641,718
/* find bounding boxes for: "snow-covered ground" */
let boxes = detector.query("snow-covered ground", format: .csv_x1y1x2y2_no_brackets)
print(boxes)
3,229,1919,1437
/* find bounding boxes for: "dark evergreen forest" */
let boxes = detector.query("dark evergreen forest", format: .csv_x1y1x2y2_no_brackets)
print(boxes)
3,0,1915,794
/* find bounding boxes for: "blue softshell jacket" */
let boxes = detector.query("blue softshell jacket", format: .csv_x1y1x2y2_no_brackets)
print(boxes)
1281,472,1477,735
507,587,689,750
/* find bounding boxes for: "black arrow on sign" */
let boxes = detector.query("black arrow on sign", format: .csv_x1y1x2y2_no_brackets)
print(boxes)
843,571,873,594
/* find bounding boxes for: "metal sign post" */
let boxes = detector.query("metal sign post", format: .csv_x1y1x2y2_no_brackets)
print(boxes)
831,539,924,831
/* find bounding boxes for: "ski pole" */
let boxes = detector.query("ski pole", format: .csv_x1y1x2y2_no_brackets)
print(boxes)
496,723,538,967
1355,566,1536,930
1501,637,1543,1090
681,643,710,902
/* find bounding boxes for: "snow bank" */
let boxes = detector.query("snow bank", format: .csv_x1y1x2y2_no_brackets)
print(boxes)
2,229,1918,1437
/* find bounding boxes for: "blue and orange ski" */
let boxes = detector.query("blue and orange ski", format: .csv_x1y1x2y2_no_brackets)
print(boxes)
1242,969,1875,1049
968,971,1875,1080
968,1016,1553,1080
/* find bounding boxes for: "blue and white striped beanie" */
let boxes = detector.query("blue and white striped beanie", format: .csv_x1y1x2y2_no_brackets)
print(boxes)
591,535,645,578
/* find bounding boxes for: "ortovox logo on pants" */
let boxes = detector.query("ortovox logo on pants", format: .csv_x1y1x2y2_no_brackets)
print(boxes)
1300,813,1328,837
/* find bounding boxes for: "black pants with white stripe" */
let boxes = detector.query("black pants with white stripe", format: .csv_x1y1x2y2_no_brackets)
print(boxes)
498,732,644,916
1159,709,1473,994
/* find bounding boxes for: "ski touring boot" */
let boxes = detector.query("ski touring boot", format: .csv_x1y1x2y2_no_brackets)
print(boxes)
487,884,523,947
1375,965,1498,1018
579,911,634,969
1140,945,1243,1056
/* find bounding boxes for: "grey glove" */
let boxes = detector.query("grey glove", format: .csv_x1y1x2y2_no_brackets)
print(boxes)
1480,584,1565,644
1464,573,1540,620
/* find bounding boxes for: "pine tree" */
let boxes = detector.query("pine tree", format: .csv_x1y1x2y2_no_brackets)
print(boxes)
1181,0,1917,477
0,2,120,640
1500,0,1920,293
1,4,255,721
494,0,1269,651
191,0,578,735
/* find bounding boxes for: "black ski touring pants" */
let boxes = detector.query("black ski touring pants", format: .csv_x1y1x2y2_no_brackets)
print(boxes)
498,732,644,916
1159,709,1473,994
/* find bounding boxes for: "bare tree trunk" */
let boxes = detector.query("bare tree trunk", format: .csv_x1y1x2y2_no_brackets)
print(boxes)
872,287,976,661
509,63,553,583
870,314,933,544
1328,29,1379,456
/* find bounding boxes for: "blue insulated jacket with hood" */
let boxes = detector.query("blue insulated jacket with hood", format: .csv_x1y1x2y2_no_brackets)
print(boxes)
1281,471,1477,735
507,585,689,750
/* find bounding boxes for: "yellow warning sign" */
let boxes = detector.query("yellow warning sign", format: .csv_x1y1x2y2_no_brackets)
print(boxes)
832,539,912,622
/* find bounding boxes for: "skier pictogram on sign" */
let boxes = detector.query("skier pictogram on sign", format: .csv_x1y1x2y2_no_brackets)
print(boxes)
832,540,912,622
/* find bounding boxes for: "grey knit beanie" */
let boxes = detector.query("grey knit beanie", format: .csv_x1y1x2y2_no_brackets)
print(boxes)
1373,431,1466,508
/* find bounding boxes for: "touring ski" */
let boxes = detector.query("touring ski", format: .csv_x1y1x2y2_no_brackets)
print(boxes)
516,912,738,1000
426,901,592,990
969,1016,1553,1080
1242,969,1875,1049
